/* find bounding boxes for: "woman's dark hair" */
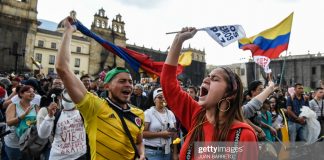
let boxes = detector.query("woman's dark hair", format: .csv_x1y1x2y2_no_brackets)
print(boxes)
18,85,33,98
248,80,263,96
262,99,271,109
268,95,279,113
40,88,63,107
188,67,244,147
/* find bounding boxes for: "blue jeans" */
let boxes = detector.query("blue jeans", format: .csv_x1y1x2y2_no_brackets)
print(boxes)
4,145,33,160
288,121,305,143
145,148,171,160
4,145,22,160
42,146,51,160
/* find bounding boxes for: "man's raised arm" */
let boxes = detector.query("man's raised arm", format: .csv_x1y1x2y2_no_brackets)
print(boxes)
55,17,87,103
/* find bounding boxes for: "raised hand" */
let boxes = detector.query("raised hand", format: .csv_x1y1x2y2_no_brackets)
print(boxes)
63,16,76,33
47,102,58,118
176,27,197,43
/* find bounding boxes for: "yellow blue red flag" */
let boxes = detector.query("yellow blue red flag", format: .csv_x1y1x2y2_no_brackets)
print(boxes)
239,13,293,59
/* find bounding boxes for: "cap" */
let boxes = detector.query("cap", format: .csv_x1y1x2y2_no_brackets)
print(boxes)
104,67,130,83
153,88,163,100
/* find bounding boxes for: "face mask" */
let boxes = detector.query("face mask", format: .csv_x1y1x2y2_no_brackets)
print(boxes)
62,99,75,110
61,90,75,110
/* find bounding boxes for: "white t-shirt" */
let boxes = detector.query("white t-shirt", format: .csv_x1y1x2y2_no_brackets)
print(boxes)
143,106,176,148
38,109,87,160
11,94,41,106
50,110,87,160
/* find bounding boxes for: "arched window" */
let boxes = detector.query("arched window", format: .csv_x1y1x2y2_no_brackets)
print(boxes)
96,20,100,27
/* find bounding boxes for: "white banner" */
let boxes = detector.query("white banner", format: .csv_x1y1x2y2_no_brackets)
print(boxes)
253,56,272,73
203,25,246,47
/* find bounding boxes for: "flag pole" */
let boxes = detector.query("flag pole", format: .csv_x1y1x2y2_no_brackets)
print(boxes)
165,28,204,34
279,12,293,89
279,51,288,88
254,61,257,80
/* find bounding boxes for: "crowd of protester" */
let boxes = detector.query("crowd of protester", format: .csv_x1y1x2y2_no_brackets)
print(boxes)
0,68,324,159
0,20,323,160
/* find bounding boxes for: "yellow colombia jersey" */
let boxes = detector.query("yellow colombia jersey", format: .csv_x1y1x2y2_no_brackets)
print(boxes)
76,92,144,160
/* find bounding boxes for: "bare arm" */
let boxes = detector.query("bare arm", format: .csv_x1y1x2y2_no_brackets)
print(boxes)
136,133,145,160
254,81,275,103
55,17,87,103
3,99,12,110
287,106,298,120
6,103,18,126
3,89,16,109
165,27,197,66
245,119,266,139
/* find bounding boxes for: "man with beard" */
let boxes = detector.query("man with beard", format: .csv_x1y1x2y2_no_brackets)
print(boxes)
55,17,145,160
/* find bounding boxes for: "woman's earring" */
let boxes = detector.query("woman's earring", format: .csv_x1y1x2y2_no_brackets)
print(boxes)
217,98,231,112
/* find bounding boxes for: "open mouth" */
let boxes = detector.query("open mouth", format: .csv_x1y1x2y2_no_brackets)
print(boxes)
121,89,131,96
200,86,208,97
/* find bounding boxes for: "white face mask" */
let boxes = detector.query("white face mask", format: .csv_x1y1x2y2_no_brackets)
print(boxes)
61,90,75,110
62,99,75,110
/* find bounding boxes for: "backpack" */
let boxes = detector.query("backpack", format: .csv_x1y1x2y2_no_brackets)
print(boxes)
19,124,48,157
53,110,91,159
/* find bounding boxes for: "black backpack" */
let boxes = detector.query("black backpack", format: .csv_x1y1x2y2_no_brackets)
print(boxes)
53,110,91,159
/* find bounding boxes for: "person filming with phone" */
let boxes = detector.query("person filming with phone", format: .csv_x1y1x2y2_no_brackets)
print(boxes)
143,88,178,160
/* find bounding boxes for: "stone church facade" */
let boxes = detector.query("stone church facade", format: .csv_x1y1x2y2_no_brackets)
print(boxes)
0,1,206,85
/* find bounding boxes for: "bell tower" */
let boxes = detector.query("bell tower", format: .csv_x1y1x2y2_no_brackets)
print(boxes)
91,8,109,30
88,8,126,75
112,14,125,35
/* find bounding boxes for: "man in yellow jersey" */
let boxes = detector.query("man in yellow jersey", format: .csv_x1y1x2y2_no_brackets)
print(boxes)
55,17,145,160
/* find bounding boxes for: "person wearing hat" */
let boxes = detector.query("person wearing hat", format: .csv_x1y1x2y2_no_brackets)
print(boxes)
55,17,145,160
143,88,177,160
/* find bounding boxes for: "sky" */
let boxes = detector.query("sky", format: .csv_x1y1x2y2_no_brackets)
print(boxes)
37,0,324,65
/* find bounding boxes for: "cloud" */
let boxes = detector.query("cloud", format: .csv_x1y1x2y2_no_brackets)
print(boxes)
117,0,166,9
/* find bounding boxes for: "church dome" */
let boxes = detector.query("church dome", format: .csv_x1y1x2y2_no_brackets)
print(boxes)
57,10,76,29
56,10,84,37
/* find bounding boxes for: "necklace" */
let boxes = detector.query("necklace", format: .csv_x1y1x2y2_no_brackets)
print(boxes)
19,101,30,109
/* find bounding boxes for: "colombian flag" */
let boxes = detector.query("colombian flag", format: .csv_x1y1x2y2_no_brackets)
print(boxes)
238,13,293,59
73,20,183,78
